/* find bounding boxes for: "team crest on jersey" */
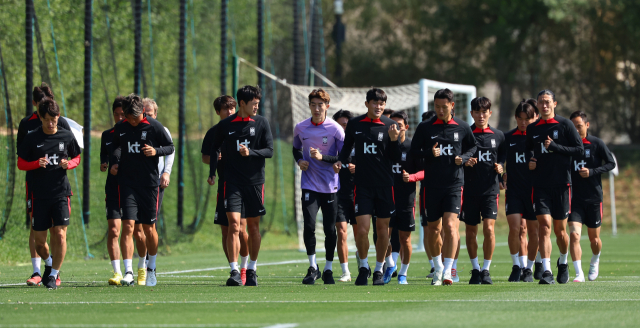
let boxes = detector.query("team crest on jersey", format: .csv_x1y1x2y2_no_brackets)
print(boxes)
553,130,559,139
401,152,407,161
323,137,328,144
250,127,255,136
59,142,64,151
491,139,496,148
454,132,459,141
305,192,310,201
378,132,384,141
141,131,147,140
586,149,591,158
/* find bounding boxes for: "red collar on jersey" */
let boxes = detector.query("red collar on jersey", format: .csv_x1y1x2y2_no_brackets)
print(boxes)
536,117,560,125
473,126,493,134
140,117,150,125
231,115,255,122
311,119,325,126
360,117,384,125
433,118,458,125
582,137,591,144
109,129,115,133
513,129,526,136
28,113,39,121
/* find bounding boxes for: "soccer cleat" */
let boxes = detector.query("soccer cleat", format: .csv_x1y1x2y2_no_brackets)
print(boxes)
508,265,522,282
302,266,319,285
372,271,385,286
534,262,543,280
398,275,408,285
431,270,443,286
137,268,147,286
42,266,52,287
426,267,435,279
556,259,569,284
538,270,556,285
240,268,247,286
451,268,459,283
245,269,258,286
443,270,453,285
588,262,599,281
573,272,585,283
146,268,157,287
392,270,398,278
480,270,493,285
226,270,243,286
27,272,42,286
469,269,482,284
108,272,123,286
43,275,57,289
322,270,335,284
120,271,135,286
338,272,351,282
355,267,370,286
55,274,61,287
521,268,534,282
383,265,397,284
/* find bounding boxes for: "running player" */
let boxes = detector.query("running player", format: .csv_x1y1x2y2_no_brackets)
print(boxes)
110,94,174,287
202,95,251,285
460,97,506,285
334,88,402,286
568,111,615,282
504,99,540,282
410,88,477,286
294,89,344,285
18,83,71,287
207,85,273,286
17,98,82,289
526,89,583,284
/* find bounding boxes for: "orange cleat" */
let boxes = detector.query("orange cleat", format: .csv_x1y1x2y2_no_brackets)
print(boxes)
26,273,42,286
240,268,247,286
56,274,61,287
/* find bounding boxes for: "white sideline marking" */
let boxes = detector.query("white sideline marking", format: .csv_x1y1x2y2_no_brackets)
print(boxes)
0,325,296,328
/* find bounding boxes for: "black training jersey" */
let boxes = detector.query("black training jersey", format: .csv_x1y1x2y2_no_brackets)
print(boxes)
338,114,399,187
111,115,175,188
208,114,274,186
17,127,81,200
504,128,533,198
571,135,615,202
393,138,421,208
100,127,120,191
526,115,583,187
410,116,477,189
463,125,506,195
202,124,225,180
337,148,355,199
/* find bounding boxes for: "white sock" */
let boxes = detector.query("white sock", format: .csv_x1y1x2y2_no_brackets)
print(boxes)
391,252,400,266
248,260,257,271
453,259,458,270
324,261,333,272
573,260,582,275
434,255,443,271
148,255,157,270
123,259,133,273
340,262,349,274
429,259,434,269
399,263,409,276
138,256,146,269
374,261,384,273
111,260,122,275
443,258,453,275
470,257,480,270
519,256,527,268
43,256,53,267
536,251,542,263
240,255,249,269
359,256,369,269
230,262,239,272
31,258,41,275
385,255,395,268
50,268,59,278
308,254,317,268
542,258,551,273
591,252,600,265
559,253,568,265
482,259,492,271
511,253,519,266
527,259,535,270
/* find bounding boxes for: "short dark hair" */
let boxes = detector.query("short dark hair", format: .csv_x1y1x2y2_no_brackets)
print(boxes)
332,109,353,121
537,89,556,102
570,110,588,123
514,98,539,119
112,95,125,112
236,85,262,105
122,93,144,117
422,111,436,122
366,88,387,103
38,98,60,118
434,88,454,103
213,95,237,113
33,82,54,103
471,97,491,111
382,109,394,116
390,110,409,126
308,89,330,103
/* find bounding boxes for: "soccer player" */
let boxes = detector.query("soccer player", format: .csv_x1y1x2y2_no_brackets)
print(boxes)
18,83,71,287
526,89,583,284
293,89,344,285
410,88,477,286
568,111,615,282
110,94,174,287
208,85,273,286
504,99,540,282
460,97,506,285
334,88,402,286
17,98,82,289
202,95,251,285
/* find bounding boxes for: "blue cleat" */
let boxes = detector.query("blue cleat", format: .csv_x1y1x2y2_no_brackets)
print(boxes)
383,265,397,284
398,275,408,285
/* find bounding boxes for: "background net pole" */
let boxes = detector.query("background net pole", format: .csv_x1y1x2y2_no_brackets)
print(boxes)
177,0,187,229
220,0,228,96
83,0,92,226
0,41,16,239
26,0,34,117
134,0,142,95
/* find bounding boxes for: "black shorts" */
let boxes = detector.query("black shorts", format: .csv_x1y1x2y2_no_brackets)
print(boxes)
421,186,463,225
32,196,71,232
533,185,571,220
26,182,33,214
214,182,228,226
353,185,395,218
302,189,338,226
337,197,355,224
505,189,535,221
225,182,265,218
390,208,416,232
120,185,159,225
105,183,121,220
461,193,499,226
568,200,602,229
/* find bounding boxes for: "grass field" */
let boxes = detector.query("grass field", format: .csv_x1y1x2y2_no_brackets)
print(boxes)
0,233,638,327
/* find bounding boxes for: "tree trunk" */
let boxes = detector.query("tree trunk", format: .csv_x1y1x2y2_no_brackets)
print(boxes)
497,80,514,131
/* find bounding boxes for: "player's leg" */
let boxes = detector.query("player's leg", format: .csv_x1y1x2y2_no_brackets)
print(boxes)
387,226,400,281
301,190,321,284
523,219,539,282
441,212,460,285
241,184,265,287
553,217,570,284
119,185,139,286
142,223,158,286
107,219,123,285
239,219,249,285
336,197,352,282
481,218,496,284
568,221,583,282
27,225,45,286
319,193,338,284
587,202,602,281
396,209,415,284
220,225,230,261
225,212,243,285
507,213,524,281
452,236,460,283
373,216,391,285
133,223,147,275
519,218,528,271
32,204,54,288
426,220,443,285
465,223,480,284
354,214,372,280
534,186,556,284
48,226,67,288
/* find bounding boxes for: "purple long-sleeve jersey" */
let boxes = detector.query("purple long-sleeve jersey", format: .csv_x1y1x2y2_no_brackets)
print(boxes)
293,117,344,194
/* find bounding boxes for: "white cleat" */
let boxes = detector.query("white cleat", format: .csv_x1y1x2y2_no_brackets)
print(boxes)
573,272,585,283
120,271,135,287
146,268,157,287
588,262,599,281
451,268,460,283
443,270,453,286
431,270,443,286
338,272,352,282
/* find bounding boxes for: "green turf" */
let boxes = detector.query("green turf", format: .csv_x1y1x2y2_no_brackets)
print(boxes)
0,233,638,327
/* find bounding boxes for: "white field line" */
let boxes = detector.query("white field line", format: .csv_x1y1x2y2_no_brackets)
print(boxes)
0,325,296,328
